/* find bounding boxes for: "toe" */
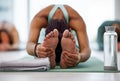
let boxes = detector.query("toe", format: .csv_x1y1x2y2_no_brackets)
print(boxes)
53,29,59,37
63,29,69,38
71,33,75,42
47,31,53,38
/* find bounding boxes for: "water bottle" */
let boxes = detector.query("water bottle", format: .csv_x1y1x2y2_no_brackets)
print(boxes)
104,26,118,70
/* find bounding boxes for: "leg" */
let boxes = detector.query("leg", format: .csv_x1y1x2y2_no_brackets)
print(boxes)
61,30,77,53
60,30,78,68
42,29,59,68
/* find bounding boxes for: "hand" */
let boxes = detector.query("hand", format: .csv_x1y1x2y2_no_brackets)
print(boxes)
60,51,80,68
36,44,56,68
36,44,54,58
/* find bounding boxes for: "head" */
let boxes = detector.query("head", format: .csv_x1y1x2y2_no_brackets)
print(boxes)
0,21,13,45
45,19,70,38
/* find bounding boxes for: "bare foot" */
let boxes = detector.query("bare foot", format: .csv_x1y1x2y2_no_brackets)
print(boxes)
61,30,77,53
60,30,78,68
42,29,59,68
42,29,59,49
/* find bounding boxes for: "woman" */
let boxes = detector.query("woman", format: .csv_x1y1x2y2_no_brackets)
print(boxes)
0,21,19,51
26,4,91,69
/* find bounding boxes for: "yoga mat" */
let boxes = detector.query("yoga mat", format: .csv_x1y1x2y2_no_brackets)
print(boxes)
48,57,120,72
0,56,119,72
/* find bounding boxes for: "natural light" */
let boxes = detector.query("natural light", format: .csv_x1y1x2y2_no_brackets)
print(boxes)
29,0,115,42
1,0,115,42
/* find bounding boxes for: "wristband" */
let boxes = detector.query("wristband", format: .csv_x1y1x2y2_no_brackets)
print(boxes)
34,43,40,57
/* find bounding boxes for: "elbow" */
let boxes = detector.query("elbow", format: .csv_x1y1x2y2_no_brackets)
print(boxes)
80,47,91,62
86,47,91,59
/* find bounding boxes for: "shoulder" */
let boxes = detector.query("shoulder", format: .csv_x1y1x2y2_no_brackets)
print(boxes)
65,5,85,28
69,18,86,31
64,5,81,19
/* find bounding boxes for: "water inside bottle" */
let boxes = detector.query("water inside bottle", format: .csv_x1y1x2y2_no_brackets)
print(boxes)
104,26,118,70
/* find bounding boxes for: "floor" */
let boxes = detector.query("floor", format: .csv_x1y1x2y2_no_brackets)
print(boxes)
0,43,120,81
0,72,120,81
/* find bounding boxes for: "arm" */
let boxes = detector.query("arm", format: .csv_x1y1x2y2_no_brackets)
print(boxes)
60,18,91,68
26,15,47,56
69,18,91,62
65,5,91,62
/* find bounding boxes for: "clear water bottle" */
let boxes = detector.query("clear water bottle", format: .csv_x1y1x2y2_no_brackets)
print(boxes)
104,26,118,70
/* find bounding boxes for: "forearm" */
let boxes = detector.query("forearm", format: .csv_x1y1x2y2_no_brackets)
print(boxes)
79,47,91,62
26,42,36,56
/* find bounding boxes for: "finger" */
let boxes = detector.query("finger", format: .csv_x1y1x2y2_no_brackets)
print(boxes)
40,47,51,52
63,54,76,66
44,48,53,52
47,51,54,57
62,53,73,63
37,48,54,58
38,54,47,58
66,62,75,67
37,51,47,57
66,52,78,60
62,58,74,68
61,54,72,67
63,55,77,67
62,51,77,60
62,52,79,65
37,45,52,52
60,60,67,68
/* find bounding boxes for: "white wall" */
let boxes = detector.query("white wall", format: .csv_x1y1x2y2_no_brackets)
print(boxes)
1,0,115,42
29,0,115,41
13,0,28,42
